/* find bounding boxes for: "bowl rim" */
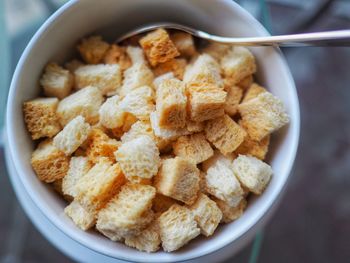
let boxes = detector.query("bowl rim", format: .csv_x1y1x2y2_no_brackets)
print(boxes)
6,0,300,262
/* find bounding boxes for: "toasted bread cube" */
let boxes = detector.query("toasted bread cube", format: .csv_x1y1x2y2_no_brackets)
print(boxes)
173,133,213,164
103,44,131,71
170,32,196,57
86,129,120,163
62,157,92,198
237,75,253,90
40,63,73,99
202,152,244,206
31,140,69,183
119,63,154,97
57,86,103,126
53,116,91,155
139,28,179,66
155,157,200,205
64,200,96,231
153,72,175,90
156,78,187,129
126,46,146,64
77,35,109,64
186,120,204,133
23,98,61,140
153,58,187,80
119,86,155,121
98,95,125,129
224,85,243,116
232,155,272,195
109,113,138,139
74,64,122,95
198,171,207,193
96,183,156,239
125,217,161,253
213,197,247,223
152,193,180,213
235,133,270,160
205,114,246,155
221,47,256,84
76,159,126,212
159,204,200,252
65,59,84,73
238,92,289,141
115,135,160,183
242,83,266,102
188,193,222,236
202,43,230,61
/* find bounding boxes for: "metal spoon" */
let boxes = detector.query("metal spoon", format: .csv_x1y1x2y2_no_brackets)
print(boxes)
116,22,350,47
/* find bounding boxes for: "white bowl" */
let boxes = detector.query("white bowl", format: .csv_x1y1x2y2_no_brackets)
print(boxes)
6,0,300,262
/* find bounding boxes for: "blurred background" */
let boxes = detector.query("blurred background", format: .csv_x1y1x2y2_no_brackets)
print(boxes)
0,0,350,262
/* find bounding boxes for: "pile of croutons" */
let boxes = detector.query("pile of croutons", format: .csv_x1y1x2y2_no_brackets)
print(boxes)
23,28,289,253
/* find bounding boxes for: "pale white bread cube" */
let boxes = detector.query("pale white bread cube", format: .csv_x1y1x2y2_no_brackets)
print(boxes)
23,97,61,140
62,157,92,198
74,64,122,96
155,157,200,205
76,159,126,213
115,135,160,183
202,43,230,61
202,152,244,207
64,200,96,231
238,92,290,141
156,78,187,129
159,204,200,252
77,35,109,64
53,116,91,156
224,84,243,116
170,32,196,57
232,155,272,195
153,72,175,91
98,95,126,129
213,197,247,223
126,46,146,64
96,183,156,240
119,86,155,121
119,62,154,97
31,139,69,183
40,63,73,99
173,133,213,164
57,86,103,126
221,46,256,84
188,193,222,236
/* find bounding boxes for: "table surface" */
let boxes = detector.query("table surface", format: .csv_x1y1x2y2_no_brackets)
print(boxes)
1,1,350,262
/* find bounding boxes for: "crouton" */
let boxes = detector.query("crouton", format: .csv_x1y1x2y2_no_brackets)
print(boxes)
109,113,138,139
224,85,243,116
152,193,180,213
173,133,213,164
31,140,69,183
186,120,204,133
153,72,175,90
232,155,272,195
119,63,154,97
237,75,253,90
64,200,96,230
126,46,146,64
188,193,222,236
170,32,196,57
53,116,91,155
96,183,156,240
124,217,161,253
103,44,131,71
62,157,92,198
202,152,244,206
156,78,187,129
213,197,247,223
235,134,270,160
77,35,109,64
221,46,256,84
76,159,126,213
155,157,200,205
202,43,230,61
153,58,187,80
238,92,289,141
23,97,61,140
119,86,155,121
139,28,179,66
98,95,125,129
205,114,246,155
115,135,160,183
65,59,84,73
85,129,120,163
159,204,200,252
198,171,207,193
74,64,122,95
40,63,73,99
57,86,103,126
242,83,266,102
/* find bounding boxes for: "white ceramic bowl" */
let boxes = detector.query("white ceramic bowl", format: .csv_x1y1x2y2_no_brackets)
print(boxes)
6,0,300,262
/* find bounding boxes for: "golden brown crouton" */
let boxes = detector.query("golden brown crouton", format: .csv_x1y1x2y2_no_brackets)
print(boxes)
77,35,110,64
23,98,61,140
103,44,132,71
202,43,230,61
139,29,180,66
235,133,270,160
213,197,247,223
170,32,196,57
242,83,266,102
31,140,70,183
109,113,138,139
186,120,205,133
237,75,253,90
64,200,96,230
224,84,243,116
153,58,187,80
65,59,84,73
152,193,180,213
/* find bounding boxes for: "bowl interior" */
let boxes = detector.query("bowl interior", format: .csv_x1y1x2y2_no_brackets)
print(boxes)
6,0,299,262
